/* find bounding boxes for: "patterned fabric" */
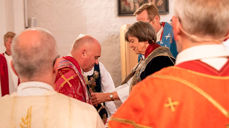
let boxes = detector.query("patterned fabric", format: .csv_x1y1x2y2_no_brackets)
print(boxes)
158,22,178,58
85,64,108,124
0,87,105,128
109,64,229,128
144,43,160,58
55,56,91,104
122,44,175,91
0,54,9,96
130,46,175,90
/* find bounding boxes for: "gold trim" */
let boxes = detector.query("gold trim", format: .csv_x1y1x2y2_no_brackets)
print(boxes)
226,124,229,128
20,106,32,128
60,75,74,87
170,66,229,79
153,74,229,118
109,117,151,128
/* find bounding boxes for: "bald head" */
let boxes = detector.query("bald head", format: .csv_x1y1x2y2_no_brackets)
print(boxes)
72,35,99,50
71,35,101,72
12,28,57,80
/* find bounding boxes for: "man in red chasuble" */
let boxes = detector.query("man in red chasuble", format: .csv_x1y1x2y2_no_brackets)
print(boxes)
54,35,101,104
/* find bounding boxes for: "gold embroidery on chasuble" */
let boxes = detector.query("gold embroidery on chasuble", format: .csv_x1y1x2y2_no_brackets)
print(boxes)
164,97,179,112
154,74,229,117
20,106,32,128
59,69,76,88
60,75,74,87
109,117,151,128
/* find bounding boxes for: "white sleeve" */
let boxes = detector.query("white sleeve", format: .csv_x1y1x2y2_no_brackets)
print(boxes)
115,77,133,103
99,62,115,92
99,62,117,116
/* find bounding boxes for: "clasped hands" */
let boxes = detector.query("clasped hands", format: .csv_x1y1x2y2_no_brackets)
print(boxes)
90,92,108,105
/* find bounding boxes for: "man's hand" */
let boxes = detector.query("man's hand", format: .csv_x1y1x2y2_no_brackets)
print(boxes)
91,92,108,105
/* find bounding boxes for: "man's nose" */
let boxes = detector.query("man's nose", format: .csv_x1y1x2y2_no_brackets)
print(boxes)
95,59,99,64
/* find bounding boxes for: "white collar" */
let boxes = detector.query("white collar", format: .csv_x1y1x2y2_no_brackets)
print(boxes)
175,44,229,65
156,26,164,42
16,81,55,96
83,66,95,76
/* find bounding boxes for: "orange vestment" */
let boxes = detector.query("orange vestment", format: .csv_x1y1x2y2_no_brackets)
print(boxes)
109,65,229,128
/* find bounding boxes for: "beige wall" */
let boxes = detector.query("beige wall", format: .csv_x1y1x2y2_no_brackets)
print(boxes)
0,0,174,86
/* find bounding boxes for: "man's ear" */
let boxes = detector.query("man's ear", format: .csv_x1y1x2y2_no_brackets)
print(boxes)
82,49,87,57
154,15,160,22
224,31,229,41
172,16,182,41
149,15,159,24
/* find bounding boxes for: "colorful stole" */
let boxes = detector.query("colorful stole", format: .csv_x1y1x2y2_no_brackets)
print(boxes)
0,54,9,96
158,22,178,58
130,46,175,90
122,43,160,85
55,56,90,103
86,64,102,92
85,64,108,123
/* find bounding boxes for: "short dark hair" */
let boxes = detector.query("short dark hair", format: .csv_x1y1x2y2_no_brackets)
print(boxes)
125,21,157,44
134,3,159,21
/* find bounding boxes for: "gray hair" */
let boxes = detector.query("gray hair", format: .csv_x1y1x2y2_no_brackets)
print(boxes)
12,28,57,79
174,0,229,39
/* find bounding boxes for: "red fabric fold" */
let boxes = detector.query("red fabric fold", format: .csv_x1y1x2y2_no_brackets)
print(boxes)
0,54,9,96
144,43,160,58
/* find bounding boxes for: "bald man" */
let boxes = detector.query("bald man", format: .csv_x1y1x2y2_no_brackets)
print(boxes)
55,35,101,104
0,28,104,127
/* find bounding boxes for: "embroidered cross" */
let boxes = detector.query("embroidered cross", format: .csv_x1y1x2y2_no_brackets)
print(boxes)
164,97,179,112
160,41,164,45
60,75,74,87
165,33,171,40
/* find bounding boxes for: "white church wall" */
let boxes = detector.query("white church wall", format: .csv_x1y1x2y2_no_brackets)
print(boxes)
27,0,174,85
0,0,25,53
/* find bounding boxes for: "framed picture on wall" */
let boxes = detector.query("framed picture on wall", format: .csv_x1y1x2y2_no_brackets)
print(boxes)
118,0,169,16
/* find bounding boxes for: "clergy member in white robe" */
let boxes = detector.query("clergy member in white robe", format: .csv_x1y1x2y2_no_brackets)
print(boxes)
0,28,104,128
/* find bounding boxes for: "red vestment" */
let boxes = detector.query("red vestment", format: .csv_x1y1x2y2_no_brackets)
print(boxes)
54,56,91,104
109,60,229,128
0,54,9,96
